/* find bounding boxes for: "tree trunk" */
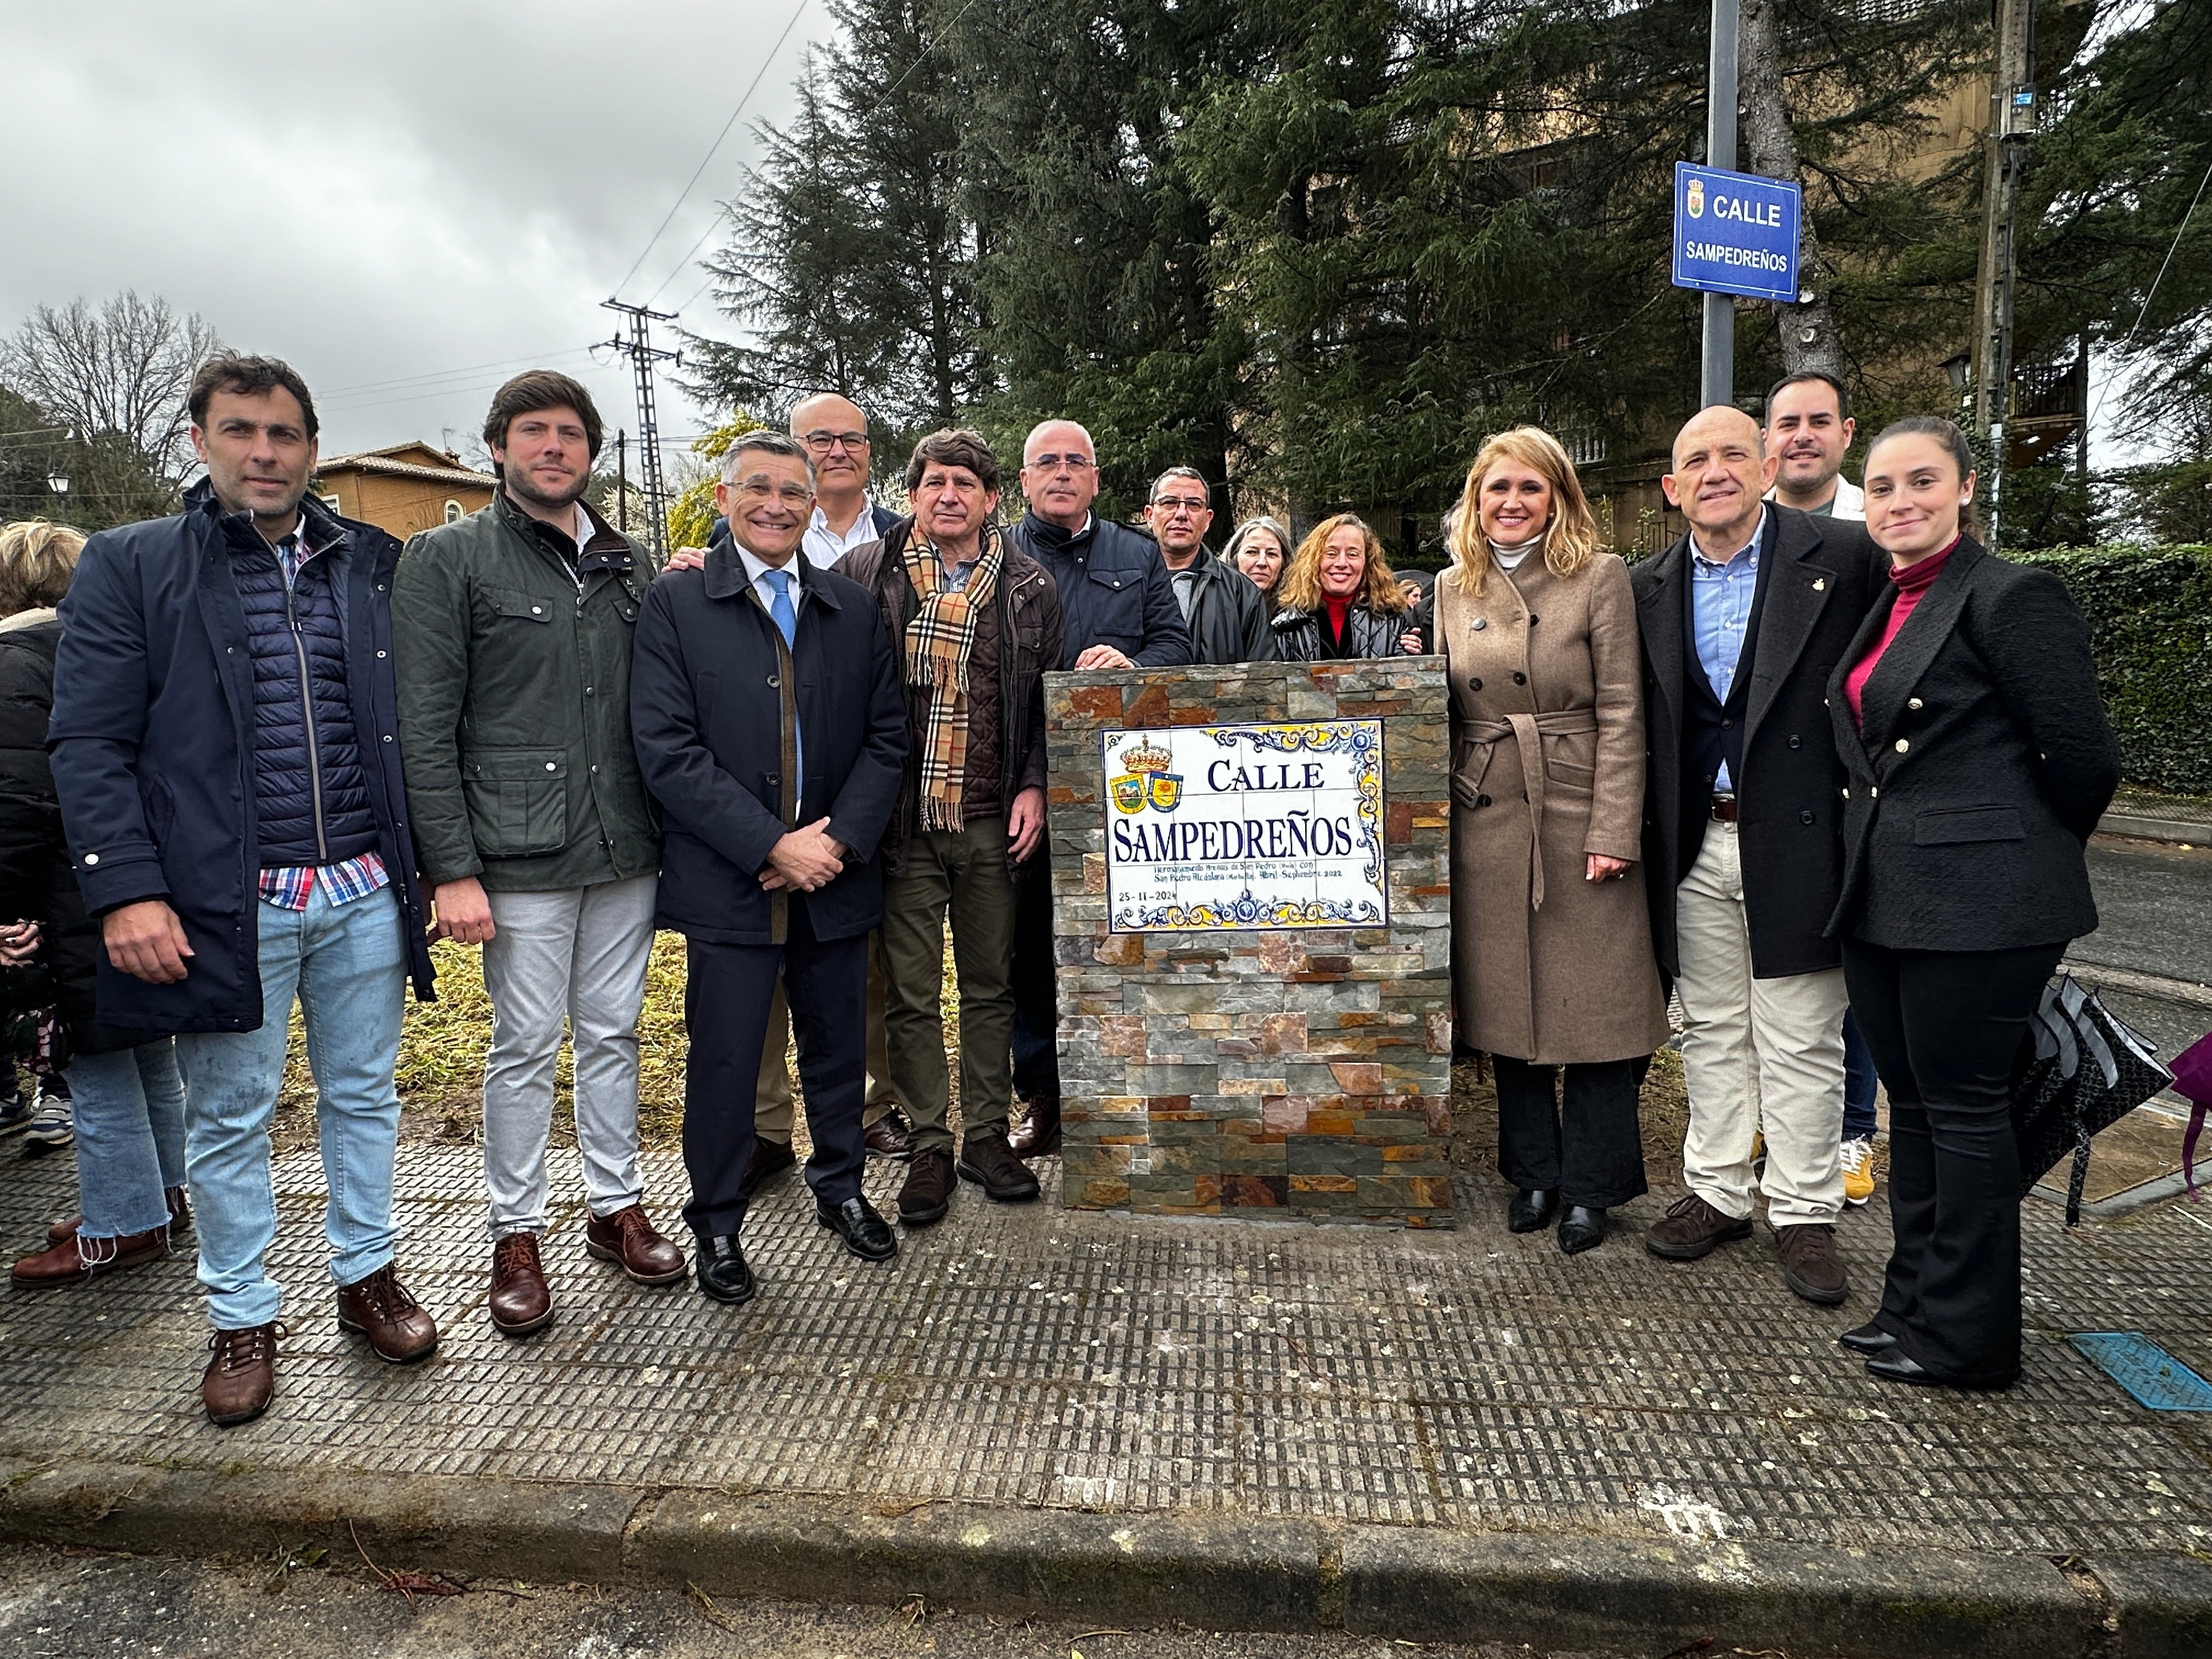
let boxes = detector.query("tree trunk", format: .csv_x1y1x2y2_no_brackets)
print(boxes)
1739,0,1844,381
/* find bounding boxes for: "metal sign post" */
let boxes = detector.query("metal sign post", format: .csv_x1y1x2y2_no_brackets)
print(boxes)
1701,0,1740,409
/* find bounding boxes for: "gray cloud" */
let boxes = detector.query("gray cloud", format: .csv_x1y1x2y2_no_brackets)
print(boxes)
1,1,826,456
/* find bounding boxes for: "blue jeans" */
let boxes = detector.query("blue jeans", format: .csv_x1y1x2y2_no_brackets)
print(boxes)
1843,1009,1880,1141
66,1041,187,1239
174,884,406,1329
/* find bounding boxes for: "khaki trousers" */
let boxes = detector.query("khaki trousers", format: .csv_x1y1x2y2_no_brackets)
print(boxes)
1674,819,1847,1227
753,932,901,1143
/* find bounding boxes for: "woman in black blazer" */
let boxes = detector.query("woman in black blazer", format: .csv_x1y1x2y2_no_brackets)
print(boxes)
1824,416,2120,1391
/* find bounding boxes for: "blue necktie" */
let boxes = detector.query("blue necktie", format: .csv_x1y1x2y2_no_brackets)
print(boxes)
765,569,803,798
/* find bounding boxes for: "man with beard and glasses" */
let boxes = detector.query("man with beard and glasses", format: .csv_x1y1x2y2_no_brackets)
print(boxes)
49,356,439,1424
393,372,684,1340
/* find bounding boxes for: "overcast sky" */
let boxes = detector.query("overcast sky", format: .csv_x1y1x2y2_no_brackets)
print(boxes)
2,1,832,460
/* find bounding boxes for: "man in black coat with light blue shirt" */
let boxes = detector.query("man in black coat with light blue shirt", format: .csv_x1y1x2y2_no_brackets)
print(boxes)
630,431,907,1304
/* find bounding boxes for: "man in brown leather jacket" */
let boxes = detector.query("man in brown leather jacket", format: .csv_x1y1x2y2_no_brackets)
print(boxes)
837,430,1065,1225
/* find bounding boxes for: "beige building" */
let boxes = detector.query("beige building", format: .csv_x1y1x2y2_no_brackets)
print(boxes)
313,443,496,541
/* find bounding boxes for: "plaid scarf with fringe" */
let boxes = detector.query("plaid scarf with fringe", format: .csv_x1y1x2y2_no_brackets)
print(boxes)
900,523,1003,830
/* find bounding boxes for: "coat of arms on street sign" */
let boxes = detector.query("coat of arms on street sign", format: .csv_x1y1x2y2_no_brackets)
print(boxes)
1101,721,1385,933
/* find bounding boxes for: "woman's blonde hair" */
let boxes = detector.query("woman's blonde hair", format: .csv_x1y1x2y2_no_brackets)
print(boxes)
1442,426,1600,597
0,520,87,617
1277,513,1412,614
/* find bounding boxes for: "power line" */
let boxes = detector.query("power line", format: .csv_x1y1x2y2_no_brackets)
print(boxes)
645,0,992,312
616,0,814,301
2085,157,2212,436
320,347,597,398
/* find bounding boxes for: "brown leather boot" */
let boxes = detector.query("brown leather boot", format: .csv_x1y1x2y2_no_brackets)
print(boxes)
202,1321,281,1426
585,1205,688,1285
46,1186,190,1247
336,1262,440,1363
487,1232,553,1335
1007,1094,1062,1158
12,1225,168,1289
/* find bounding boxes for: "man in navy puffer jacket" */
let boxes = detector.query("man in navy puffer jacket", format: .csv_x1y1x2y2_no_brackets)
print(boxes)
49,356,439,1427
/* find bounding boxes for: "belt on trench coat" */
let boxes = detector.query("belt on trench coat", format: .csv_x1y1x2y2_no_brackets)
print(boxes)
1454,708,1599,912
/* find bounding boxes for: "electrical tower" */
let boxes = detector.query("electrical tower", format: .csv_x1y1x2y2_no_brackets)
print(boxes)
602,299,680,557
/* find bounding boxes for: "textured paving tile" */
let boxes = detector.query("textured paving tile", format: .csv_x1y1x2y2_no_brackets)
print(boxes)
5,1137,2211,1556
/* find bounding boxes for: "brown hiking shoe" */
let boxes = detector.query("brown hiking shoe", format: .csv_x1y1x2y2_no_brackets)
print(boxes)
898,1148,956,1224
487,1232,553,1335
46,1185,190,1247
958,1131,1042,1203
1007,1094,1061,1158
586,1204,688,1285
1645,1192,1754,1261
202,1321,282,1426
1776,1223,1850,1306
12,1224,169,1289
336,1262,439,1363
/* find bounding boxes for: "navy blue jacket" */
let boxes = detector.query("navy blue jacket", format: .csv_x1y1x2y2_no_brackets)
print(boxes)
48,483,436,1034
1006,512,1192,669
630,543,907,947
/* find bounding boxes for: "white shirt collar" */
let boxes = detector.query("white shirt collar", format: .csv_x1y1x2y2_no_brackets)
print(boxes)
802,497,877,568
733,541,805,610
1690,504,1767,571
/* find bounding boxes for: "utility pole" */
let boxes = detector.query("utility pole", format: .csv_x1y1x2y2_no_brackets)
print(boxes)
602,300,679,557
1701,0,1741,409
1971,0,2037,545
616,430,628,534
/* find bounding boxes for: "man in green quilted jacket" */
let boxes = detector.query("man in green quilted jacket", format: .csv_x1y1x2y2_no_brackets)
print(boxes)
392,371,686,1336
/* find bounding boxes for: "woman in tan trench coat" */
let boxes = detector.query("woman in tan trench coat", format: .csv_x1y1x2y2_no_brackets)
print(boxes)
1436,427,1669,1254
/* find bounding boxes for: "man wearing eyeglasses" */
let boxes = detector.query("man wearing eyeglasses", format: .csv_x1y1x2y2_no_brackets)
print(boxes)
1144,466,1272,666
1003,420,1192,1157
793,393,902,566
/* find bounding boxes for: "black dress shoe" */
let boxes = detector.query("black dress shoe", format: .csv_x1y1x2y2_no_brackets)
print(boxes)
816,1196,898,1262
1556,1205,1606,1255
693,1234,755,1305
1838,1321,1896,1356
1506,1188,1556,1233
739,1139,797,1199
1867,1351,2016,1392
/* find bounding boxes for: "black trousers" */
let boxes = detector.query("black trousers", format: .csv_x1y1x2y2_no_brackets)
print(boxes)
1493,1054,1649,1210
1842,937,2064,1385
1008,849,1059,1101
681,895,871,1238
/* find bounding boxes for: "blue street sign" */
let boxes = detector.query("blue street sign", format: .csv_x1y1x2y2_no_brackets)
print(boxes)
1672,161,1802,304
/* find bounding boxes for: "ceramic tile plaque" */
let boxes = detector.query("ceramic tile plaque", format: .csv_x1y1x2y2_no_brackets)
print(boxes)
1102,720,1386,933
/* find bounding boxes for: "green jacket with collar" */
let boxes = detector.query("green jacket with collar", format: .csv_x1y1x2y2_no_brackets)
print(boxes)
392,489,661,892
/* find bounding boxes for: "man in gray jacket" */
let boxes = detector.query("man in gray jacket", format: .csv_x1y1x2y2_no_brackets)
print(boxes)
392,371,686,1338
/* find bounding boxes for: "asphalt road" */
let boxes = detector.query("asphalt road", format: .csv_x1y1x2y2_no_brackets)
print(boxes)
2080,836,2212,988
0,1546,1590,1659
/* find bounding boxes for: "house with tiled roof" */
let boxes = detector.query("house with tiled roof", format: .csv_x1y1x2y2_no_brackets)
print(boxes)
314,442,496,540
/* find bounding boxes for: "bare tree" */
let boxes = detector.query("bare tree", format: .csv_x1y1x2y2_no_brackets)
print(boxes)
1740,0,1844,380
0,291,223,499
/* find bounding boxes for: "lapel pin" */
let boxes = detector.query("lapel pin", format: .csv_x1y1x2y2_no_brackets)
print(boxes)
1812,578,1826,590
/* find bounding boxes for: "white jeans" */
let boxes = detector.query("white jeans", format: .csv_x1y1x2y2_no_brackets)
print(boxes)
480,875,658,1236
1674,820,1847,1227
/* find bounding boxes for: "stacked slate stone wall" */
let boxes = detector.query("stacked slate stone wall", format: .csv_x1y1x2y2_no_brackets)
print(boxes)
1043,659,1454,1227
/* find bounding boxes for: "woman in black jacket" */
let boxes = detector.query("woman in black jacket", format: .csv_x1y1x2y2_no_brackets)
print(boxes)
0,521,189,1289
1824,419,2120,1391
1271,514,1421,661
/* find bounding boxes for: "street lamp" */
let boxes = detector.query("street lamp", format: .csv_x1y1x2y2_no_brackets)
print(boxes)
45,468,70,497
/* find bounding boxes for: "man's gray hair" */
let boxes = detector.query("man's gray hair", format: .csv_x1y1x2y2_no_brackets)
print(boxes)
1149,466,1211,504
1022,419,1096,462
721,428,816,486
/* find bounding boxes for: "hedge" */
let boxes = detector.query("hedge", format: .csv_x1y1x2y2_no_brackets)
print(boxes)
2012,544,2212,797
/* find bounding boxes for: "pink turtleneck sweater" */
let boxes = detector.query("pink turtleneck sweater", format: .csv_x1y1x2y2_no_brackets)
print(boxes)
1846,536,1960,727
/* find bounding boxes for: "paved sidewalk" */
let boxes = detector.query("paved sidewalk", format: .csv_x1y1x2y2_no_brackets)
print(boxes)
5,1121,2212,1651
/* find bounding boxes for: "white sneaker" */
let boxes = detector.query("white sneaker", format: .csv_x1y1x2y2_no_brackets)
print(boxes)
24,1086,72,1148
1841,1136,1875,1207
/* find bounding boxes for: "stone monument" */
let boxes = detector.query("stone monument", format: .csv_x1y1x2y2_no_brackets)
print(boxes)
1042,657,1454,1227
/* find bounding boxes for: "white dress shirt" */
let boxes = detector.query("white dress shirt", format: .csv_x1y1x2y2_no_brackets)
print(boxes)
802,499,881,569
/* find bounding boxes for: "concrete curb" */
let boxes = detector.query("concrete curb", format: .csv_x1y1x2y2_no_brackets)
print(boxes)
3,1458,2206,1656
2101,810,2210,846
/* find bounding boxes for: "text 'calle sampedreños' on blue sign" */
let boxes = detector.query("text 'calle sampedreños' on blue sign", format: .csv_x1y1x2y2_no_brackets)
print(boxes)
1672,161,1803,305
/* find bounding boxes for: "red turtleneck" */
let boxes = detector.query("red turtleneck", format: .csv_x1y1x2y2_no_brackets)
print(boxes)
1322,592,1353,647
1845,535,1960,726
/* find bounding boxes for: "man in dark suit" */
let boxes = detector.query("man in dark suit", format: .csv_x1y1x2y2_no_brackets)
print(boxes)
1630,405,1883,1307
630,431,908,1303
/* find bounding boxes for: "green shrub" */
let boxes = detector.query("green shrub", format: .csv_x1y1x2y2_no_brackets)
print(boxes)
2012,545,2212,795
